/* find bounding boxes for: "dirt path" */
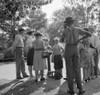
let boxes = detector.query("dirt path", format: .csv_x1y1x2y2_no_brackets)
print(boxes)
0,62,100,95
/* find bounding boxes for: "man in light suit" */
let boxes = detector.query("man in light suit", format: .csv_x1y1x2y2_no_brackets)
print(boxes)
11,28,29,79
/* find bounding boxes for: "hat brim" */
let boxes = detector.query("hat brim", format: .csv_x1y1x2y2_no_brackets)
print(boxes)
34,33,42,36
19,29,25,32
27,31,33,35
63,19,75,23
30,30,35,32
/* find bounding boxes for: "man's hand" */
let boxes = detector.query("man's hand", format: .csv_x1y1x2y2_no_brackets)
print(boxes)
75,35,90,45
6,47,12,52
9,47,15,53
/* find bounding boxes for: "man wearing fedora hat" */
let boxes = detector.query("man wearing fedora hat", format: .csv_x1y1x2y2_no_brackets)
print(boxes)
11,28,29,79
61,17,91,94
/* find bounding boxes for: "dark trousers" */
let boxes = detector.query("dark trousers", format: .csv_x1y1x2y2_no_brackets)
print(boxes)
64,45,83,91
94,50,99,76
15,47,27,78
47,56,51,71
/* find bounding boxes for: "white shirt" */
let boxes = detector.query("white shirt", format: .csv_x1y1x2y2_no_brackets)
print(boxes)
26,36,34,48
25,36,34,53
90,33,100,51
53,44,62,55
12,34,24,50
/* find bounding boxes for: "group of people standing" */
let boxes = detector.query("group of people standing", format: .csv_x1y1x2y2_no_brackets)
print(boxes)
79,28,100,83
10,16,100,95
11,29,48,82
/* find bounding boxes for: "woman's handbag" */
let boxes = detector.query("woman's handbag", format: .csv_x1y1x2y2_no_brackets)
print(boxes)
42,51,52,58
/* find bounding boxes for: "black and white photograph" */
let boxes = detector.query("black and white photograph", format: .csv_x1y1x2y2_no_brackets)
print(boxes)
0,0,100,95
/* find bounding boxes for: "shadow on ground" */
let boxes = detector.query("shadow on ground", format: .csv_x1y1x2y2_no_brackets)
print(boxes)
2,78,61,95
0,77,100,95
56,77,100,95
0,79,18,90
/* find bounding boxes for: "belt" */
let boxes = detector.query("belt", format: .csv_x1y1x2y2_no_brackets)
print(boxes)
34,48,43,51
66,43,77,46
16,47,24,48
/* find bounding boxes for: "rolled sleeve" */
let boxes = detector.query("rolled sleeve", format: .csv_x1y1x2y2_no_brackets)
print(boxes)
42,41,46,50
60,30,66,42
12,35,19,50
78,28,91,37
78,28,86,35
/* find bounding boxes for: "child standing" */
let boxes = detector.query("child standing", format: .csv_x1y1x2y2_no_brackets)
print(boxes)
83,39,91,82
52,37,64,80
87,42,95,80
80,38,93,83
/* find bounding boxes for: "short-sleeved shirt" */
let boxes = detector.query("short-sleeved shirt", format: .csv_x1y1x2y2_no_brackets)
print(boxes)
13,34,24,48
26,36,34,47
25,36,34,53
53,44,62,56
61,27,87,44
90,33,100,50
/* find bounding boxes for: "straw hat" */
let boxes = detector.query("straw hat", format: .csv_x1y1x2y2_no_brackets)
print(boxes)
27,29,35,35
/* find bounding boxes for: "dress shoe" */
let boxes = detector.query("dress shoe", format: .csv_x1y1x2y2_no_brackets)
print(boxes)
63,78,67,80
35,79,38,82
23,75,29,78
78,89,86,94
40,77,45,81
95,75,99,78
17,77,23,79
67,90,75,94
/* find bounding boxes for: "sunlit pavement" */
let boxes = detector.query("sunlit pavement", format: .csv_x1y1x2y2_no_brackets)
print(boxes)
0,61,100,95
0,59,67,80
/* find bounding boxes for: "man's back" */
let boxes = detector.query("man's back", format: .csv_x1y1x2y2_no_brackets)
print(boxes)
61,26,86,44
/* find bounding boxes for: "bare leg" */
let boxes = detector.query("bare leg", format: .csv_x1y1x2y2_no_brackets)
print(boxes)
35,70,38,80
60,69,62,77
40,70,44,78
28,66,33,78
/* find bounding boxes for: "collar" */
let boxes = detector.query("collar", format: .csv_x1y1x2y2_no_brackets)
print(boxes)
67,26,75,32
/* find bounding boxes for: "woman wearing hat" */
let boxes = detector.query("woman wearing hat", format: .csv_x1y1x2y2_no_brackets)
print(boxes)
25,30,34,79
32,32,47,82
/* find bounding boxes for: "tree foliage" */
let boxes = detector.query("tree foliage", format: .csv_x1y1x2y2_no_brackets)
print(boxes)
62,0,100,27
0,0,52,50
23,9,47,30
47,0,100,44
0,0,52,33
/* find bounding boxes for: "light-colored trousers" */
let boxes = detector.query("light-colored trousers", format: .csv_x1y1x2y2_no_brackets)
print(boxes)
14,47,27,78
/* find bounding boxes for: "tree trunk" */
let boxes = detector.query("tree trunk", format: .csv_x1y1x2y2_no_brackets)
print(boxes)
11,15,17,40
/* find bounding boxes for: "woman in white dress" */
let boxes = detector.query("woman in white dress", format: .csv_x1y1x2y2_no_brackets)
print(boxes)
33,32,47,82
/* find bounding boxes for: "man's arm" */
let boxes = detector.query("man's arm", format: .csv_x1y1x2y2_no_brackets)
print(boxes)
78,28,91,40
74,28,91,45
60,30,66,42
12,35,19,51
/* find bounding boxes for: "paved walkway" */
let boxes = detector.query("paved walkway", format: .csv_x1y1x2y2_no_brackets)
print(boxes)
0,62,100,95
